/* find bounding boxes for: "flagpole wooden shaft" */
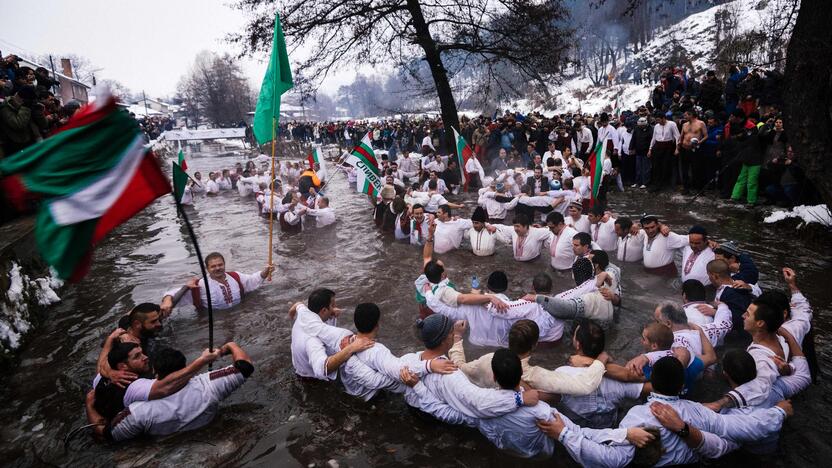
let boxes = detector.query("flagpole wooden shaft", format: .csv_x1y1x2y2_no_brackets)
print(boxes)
317,160,346,194
266,117,277,280
175,200,214,357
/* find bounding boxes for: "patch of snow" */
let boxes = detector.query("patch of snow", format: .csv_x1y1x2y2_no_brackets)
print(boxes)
764,205,832,227
1,262,63,351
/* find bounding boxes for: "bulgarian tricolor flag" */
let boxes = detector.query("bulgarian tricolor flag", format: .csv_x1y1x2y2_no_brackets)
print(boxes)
344,133,381,197
307,146,327,182
0,94,170,280
453,127,473,191
587,138,607,208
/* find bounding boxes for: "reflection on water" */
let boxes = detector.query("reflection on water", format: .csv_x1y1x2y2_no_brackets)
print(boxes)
1,150,830,467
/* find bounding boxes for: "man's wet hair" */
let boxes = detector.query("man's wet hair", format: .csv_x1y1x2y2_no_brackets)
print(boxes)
573,232,592,247
491,348,523,390
153,347,187,379
682,279,706,302
651,356,685,396
546,211,565,225
354,303,381,333
574,319,605,358
722,349,757,385
508,320,539,355
205,252,225,264
749,300,785,333
129,302,161,325
643,322,674,350
590,249,609,270
424,260,445,284
755,290,791,320
532,273,553,294
614,217,633,232
513,213,531,227
107,342,139,370
308,288,336,314
657,302,688,325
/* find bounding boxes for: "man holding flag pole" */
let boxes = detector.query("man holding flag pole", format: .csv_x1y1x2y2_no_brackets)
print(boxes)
252,11,294,279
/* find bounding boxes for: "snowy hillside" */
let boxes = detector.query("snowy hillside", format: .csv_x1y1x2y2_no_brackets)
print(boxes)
500,0,791,115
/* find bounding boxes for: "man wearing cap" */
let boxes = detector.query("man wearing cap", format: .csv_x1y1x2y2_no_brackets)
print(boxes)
565,202,591,234
713,241,759,285
647,112,680,193
397,314,541,426
467,206,499,256
629,116,653,189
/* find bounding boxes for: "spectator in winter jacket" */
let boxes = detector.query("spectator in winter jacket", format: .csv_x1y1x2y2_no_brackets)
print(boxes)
698,71,723,113
724,66,748,114
730,112,765,206
629,117,653,188
0,85,41,155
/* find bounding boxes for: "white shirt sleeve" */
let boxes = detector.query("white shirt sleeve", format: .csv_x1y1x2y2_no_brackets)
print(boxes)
306,336,337,381
238,271,265,293
122,378,155,407
409,381,474,426
206,365,248,402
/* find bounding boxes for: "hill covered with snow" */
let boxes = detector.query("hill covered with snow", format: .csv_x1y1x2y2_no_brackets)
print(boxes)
500,0,794,115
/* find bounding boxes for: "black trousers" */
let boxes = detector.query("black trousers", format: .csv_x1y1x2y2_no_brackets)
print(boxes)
650,141,676,190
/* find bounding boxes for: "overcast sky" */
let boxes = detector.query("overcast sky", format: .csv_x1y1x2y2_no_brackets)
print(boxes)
3,0,355,98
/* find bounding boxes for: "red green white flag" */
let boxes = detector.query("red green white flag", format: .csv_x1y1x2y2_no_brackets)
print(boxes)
0,95,171,280
344,133,381,197
453,127,474,191
587,138,607,207
307,146,327,182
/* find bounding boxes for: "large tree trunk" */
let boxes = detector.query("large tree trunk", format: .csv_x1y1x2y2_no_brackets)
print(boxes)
406,0,460,154
782,0,832,207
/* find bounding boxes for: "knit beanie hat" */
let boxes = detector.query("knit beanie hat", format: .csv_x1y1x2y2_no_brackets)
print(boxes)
416,314,454,349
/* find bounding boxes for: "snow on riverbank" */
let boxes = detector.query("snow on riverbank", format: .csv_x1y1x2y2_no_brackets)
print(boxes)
764,205,832,228
1,263,63,352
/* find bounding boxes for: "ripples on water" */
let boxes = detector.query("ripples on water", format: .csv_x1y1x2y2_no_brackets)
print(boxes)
0,149,830,467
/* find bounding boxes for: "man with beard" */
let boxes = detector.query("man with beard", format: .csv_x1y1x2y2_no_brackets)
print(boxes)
159,252,274,314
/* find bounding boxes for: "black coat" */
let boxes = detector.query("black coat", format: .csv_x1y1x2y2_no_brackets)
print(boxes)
526,175,550,195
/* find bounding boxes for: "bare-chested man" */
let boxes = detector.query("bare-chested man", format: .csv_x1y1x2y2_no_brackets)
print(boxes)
677,110,708,194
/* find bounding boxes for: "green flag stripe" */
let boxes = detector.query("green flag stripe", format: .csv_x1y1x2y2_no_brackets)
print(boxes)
1,110,140,196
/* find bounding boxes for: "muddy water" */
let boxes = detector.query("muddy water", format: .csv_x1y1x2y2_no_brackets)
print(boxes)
1,148,829,467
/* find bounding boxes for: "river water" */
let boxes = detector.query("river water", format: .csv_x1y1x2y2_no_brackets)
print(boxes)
1,147,830,467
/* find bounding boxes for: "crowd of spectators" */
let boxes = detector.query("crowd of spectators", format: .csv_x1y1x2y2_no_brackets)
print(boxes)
277,63,809,209
134,115,175,141
0,52,83,159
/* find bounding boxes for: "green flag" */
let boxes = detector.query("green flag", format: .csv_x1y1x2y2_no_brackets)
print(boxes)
253,12,294,145
173,150,188,203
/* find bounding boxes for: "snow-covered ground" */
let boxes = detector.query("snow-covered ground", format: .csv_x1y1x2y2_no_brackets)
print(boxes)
764,205,832,228
494,0,790,116
1,263,63,352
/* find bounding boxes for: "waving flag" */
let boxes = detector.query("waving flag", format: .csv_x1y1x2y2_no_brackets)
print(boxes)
587,139,607,208
252,12,294,145
453,127,473,191
307,146,327,182
344,133,381,197
0,95,170,280
173,150,189,203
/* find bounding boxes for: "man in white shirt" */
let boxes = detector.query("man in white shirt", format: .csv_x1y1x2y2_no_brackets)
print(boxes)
540,356,790,467
545,211,579,271
638,215,689,276
648,112,680,193
680,225,715,286
467,206,498,256
587,206,617,252
492,214,553,262
477,184,519,221
205,172,220,195
422,171,448,195
101,342,254,442
120,346,221,409
432,205,473,254
290,288,375,381
543,141,563,168
557,320,650,429
613,217,644,263
397,313,541,426
575,121,594,158
304,196,336,228
191,172,206,194
565,202,591,233
159,252,274,314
